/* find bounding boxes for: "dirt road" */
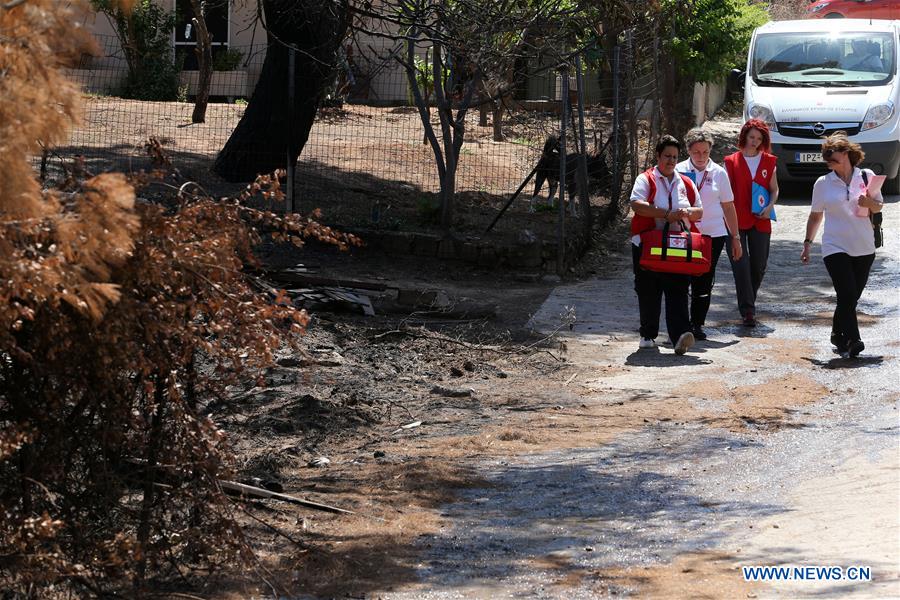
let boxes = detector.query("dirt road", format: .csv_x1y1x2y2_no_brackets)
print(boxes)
378,173,899,597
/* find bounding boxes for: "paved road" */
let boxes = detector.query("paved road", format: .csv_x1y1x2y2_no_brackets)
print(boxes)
386,189,899,599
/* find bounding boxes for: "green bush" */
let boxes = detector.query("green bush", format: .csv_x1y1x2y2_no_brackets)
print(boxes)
662,0,769,83
93,0,180,100
122,56,180,101
212,47,244,71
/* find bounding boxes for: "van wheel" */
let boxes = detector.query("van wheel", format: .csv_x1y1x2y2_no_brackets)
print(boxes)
884,174,899,196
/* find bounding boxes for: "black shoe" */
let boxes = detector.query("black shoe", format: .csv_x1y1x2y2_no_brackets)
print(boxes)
830,332,847,353
847,339,865,358
742,313,757,328
692,326,707,341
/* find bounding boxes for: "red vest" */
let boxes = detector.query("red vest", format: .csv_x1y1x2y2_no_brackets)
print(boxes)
630,168,698,235
724,152,777,233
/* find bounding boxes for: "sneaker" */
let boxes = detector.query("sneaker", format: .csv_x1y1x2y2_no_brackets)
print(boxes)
692,326,707,341
742,313,758,328
847,339,865,358
639,337,657,349
674,331,695,355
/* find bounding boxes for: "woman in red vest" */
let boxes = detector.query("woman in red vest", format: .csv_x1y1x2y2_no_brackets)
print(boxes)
629,135,704,355
724,119,780,327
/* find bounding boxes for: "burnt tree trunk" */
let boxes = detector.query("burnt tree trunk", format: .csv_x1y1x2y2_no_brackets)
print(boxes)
190,0,213,124
491,97,504,142
214,0,348,182
660,58,696,143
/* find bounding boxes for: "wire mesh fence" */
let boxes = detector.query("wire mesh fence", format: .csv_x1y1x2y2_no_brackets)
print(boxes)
45,21,666,257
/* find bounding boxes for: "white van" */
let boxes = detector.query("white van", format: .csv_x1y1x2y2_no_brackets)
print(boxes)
741,19,899,194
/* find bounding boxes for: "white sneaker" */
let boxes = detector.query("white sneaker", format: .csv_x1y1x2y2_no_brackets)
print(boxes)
639,337,656,349
674,331,695,355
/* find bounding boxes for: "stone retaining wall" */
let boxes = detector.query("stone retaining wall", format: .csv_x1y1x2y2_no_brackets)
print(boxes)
347,227,591,272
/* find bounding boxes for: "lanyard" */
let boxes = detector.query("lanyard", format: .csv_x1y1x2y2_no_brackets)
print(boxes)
658,174,677,210
842,171,857,202
695,170,709,191
689,161,709,191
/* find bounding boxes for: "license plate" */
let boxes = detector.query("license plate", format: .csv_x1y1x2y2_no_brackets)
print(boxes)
795,152,823,163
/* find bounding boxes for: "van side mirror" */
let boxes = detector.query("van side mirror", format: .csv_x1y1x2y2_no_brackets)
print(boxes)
727,68,745,95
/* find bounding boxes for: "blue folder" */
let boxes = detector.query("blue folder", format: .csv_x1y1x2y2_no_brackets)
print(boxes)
679,170,697,186
751,182,776,221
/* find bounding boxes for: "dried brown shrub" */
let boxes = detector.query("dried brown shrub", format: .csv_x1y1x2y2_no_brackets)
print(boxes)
0,1,360,595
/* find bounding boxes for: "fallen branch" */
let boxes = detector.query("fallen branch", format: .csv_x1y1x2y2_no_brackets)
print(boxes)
219,480,355,515
124,458,354,515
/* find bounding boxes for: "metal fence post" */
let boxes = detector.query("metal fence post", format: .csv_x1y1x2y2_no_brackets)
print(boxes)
609,44,622,220
649,33,660,169
286,46,296,214
558,65,569,275
626,29,637,185
574,54,591,231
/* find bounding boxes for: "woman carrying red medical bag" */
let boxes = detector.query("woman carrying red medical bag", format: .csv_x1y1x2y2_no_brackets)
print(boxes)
629,135,705,355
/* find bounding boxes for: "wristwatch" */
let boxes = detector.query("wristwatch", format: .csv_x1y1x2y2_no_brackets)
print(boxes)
803,238,812,245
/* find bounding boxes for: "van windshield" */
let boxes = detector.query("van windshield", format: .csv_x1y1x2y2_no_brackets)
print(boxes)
752,31,895,87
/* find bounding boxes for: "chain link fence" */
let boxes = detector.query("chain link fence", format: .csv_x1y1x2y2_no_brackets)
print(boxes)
45,21,666,267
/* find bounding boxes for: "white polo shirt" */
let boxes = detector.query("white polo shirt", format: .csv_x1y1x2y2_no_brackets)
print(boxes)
676,158,734,238
630,167,702,245
810,168,882,258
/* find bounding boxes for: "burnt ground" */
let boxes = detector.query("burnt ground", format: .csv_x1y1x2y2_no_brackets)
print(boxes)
193,236,604,599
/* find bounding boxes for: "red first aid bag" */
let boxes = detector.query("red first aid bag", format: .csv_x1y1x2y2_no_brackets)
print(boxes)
639,222,712,276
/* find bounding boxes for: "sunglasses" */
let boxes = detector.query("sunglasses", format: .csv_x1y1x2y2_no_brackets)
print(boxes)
822,148,844,162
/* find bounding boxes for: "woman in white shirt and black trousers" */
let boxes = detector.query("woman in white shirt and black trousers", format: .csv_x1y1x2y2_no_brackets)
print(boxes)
801,132,883,358
629,135,704,355
677,128,743,340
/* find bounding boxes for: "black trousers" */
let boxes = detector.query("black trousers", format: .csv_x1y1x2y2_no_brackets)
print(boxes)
823,252,875,344
690,235,729,327
632,244,692,344
727,228,770,318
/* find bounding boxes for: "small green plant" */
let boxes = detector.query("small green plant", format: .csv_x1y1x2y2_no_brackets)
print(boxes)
235,98,248,106
409,49,451,104
177,83,189,103
417,195,441,224
212,47,244,71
